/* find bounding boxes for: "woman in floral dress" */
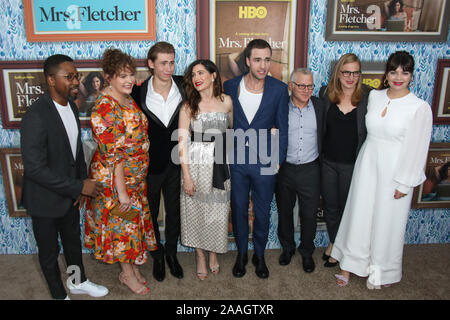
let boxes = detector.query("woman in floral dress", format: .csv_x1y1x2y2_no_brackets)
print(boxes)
84,48,157,295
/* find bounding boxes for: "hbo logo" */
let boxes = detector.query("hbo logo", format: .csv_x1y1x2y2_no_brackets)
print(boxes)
238,6,267,19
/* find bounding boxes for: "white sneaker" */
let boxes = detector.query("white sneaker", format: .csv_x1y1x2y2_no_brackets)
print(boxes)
68,279,109,297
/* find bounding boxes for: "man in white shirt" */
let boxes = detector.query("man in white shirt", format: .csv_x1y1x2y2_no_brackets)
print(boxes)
224,39,289,279
131,42,185,282
20,54,108,300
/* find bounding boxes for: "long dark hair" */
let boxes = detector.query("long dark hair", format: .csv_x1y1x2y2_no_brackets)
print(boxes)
183,59,223,118
382,50,414,89
83,71,105,96
388,0,404,16
439,162,450,181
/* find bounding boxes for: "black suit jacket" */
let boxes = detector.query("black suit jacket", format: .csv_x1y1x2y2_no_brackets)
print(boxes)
319,84,371,155
131,75,185,175
20,92,87,218
311,96,325,156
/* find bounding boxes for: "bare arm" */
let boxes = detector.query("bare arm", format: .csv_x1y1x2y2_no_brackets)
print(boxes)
178,104,196,196
114,161,131,212
224,94,233,129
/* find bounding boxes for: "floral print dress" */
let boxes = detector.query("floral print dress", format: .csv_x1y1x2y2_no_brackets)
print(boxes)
84,94,157,265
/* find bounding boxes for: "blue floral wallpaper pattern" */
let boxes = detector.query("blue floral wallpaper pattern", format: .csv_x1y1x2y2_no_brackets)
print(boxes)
0,0,448,254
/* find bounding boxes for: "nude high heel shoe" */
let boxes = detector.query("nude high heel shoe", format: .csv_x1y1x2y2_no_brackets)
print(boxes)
196,252,208,280
119,272,150,295
209,252,220,275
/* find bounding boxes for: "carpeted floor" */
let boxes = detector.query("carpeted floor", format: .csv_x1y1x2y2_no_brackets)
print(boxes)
0,244,448,300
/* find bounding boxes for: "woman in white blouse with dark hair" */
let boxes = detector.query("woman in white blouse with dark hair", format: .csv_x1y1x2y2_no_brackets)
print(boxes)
331,51,433,289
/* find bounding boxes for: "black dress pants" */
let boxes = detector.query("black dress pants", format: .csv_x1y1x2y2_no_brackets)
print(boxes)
275,160,320,258
31,207,87,299
147,164,181,259
321,158,355,244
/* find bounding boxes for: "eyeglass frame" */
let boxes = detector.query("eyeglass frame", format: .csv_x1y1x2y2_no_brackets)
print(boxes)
50,72,82,81
340,70,361,78
290,81,315,91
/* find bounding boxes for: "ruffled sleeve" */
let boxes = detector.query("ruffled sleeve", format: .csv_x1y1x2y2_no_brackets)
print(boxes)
393,101,433,194
90,95,126,168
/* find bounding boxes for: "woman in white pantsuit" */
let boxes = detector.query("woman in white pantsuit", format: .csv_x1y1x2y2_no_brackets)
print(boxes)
331,51,433,289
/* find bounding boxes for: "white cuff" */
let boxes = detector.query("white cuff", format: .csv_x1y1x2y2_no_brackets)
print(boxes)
395,183,411,195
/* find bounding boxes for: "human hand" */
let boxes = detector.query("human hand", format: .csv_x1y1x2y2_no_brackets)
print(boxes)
183,176,196,196
73,195,88,208
118,192,132,212
81,179,103,197
394,189,407,199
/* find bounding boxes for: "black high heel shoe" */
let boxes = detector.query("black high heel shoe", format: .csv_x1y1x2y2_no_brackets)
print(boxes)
324,256,338,267
322,253,330,261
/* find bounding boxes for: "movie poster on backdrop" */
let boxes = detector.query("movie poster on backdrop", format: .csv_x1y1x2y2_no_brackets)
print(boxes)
0,147,168,229
0,149,27,217
212,0,296,84
431,59,450,124
23,0,156,42
325,0,449,42
412,143,450,209
360,61,385,89
0,60,150,129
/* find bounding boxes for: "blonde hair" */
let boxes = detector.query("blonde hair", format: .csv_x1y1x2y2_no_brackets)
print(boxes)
326,53,363,106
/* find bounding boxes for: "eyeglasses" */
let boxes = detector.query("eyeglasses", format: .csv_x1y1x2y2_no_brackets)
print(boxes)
52,73,81,81
291,82,314,91
340,70,361,78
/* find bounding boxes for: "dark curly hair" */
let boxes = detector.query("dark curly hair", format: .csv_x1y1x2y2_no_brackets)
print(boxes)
183,59,223,118
388,0,404,16
82,71,105,96
101,48,136,79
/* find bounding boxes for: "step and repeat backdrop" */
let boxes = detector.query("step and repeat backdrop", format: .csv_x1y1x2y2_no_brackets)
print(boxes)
0,0,448,254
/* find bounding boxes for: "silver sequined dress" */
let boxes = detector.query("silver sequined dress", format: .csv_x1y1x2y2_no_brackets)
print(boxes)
180,112,231,253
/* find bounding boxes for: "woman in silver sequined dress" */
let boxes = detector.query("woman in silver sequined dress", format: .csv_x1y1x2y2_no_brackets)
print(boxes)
178,60,233,280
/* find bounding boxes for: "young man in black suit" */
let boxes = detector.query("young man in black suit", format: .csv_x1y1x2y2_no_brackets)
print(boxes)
20,54,108,300
131,42,184,281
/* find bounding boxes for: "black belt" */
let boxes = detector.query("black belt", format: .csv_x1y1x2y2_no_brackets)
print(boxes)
191,131,230,190
285,158,319,166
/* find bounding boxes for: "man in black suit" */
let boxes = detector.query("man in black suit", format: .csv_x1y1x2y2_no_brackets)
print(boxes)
131,42,184,281
275,68,324,273
20,54,108,300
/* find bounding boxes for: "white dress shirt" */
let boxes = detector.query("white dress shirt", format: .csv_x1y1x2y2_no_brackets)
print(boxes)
145,76,182,127
238,78,262,124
